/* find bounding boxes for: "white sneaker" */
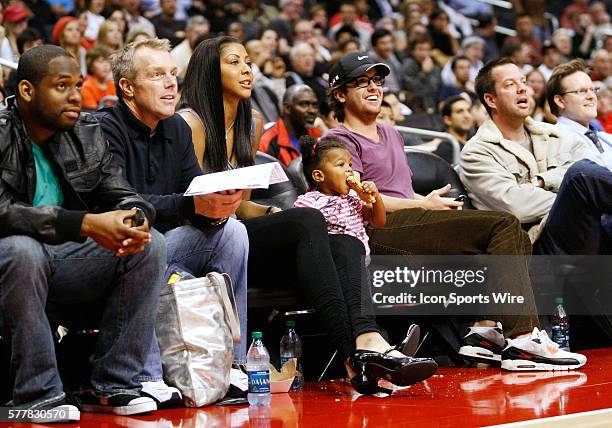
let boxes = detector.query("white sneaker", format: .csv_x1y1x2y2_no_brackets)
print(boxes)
501,327,587,371
458,322,505,365
140,381,182,409
29,399,80,423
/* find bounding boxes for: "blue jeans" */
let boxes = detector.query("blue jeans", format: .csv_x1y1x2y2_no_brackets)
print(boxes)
535,160,612,254
0,231,166,409
139,218,249,382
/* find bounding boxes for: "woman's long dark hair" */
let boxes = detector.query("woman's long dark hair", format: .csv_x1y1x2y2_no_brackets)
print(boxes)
179,36,253,172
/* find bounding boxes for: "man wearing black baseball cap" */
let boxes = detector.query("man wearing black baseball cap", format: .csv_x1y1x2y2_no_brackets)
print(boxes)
328,51,391,90
326,52,549,373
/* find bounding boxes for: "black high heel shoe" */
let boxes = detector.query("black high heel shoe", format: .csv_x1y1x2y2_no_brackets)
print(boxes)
349,349,437,395
393,324,421,357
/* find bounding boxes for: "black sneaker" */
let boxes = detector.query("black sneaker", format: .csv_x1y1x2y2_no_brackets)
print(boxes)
79,390,156,415
28,398,80,423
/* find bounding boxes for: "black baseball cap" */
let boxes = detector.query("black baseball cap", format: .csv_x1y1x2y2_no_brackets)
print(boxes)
328,52,391,89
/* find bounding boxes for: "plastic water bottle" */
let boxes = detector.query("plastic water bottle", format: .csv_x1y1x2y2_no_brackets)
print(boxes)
551,297,570,351
247,332,271,406
280,320,303,391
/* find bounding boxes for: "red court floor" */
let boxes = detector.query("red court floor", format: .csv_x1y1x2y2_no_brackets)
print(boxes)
6,348,612,428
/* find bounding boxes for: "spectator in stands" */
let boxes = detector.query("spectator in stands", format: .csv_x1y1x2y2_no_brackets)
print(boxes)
505,13,543,67
22,0,54,39
261,55,287,103
81,46,116,110
328,1,373,49
1,5,30,63
376,99,395,125
595,83,612,133
470,97,488,127
96,38,249,405
96,19,124,52
260,28,280,58
551,59,612,171
367,28,402,94
269,0,303,54
401,34,442,113
228,22,246,43
151,0,186,48
244,39,271,86
401,1,423,30
0,44,164,419
433,95,473,162
438,55,475,103
441,36,485,88
526,69,549,121
293,19,331,63
259,84,321,166
200,0,239,35
428,9,459,66
561,0,590,31
603,33,612,54
17,27,43,54
77,10,96,51
178,36,435,395
52,17,87,76
171,15,209,78
3,28,44,97
383,91,412,125
537,41,561,81
572,13,597,59
591,49,612,87
109,9,128,38
500,38,533,74
326,52,584,372
589,1,610,28
552,28,574,63
330,37,361,67
245,39,281,123
237,0,279,40
286,42,328,110
124,0,156,37
334,25,362,50
309,4,329,33
474,15,500,63
461,57,612,255
84,0,106,41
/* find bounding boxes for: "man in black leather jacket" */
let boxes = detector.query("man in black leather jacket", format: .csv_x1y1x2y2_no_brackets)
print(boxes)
0,45,166,420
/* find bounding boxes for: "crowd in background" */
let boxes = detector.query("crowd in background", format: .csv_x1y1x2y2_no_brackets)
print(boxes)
1,0,611,148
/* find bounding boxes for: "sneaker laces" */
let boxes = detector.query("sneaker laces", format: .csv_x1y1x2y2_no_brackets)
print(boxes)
530,328,562,355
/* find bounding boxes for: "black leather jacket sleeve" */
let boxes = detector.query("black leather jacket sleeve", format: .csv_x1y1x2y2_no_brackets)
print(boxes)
0,104,155,244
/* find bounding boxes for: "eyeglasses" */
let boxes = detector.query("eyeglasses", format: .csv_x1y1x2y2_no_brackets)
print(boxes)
561,87,600,96
346,75,385,88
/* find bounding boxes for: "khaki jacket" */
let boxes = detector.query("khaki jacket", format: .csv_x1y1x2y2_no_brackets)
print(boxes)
459,117,594,242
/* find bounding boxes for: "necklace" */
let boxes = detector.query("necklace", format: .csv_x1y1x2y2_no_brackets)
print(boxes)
225,120,235,141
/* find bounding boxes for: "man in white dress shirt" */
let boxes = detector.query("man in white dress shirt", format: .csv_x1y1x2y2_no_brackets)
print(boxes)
548,59,612,172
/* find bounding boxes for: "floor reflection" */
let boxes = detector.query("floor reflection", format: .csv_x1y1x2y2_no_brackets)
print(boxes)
36,348,612,428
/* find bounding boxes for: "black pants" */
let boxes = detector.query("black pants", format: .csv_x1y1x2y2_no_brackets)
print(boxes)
244,208,379,359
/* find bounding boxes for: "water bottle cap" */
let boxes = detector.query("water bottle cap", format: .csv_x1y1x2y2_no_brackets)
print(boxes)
286,320,295,328
252,331,263,339
555,297,564,304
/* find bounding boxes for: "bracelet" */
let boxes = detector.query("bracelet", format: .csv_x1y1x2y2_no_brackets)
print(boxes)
266,206,277,215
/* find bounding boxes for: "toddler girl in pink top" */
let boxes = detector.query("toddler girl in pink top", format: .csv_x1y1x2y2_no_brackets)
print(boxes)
293,135,386,256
